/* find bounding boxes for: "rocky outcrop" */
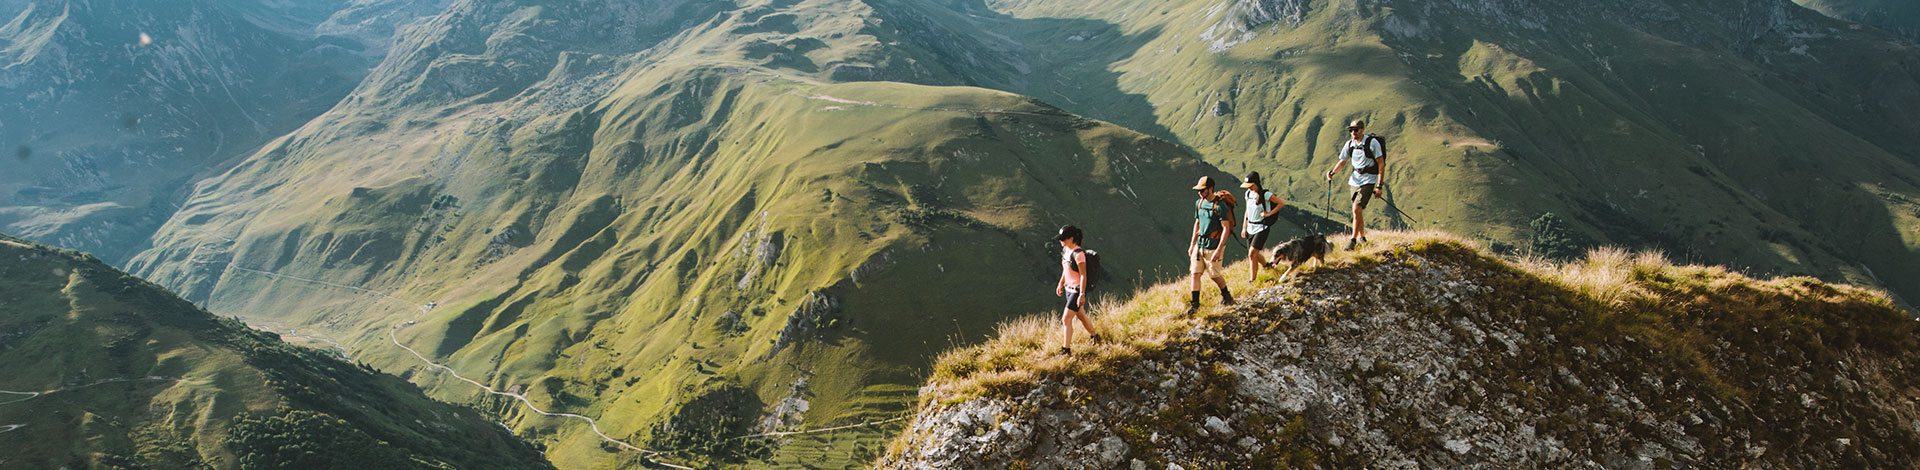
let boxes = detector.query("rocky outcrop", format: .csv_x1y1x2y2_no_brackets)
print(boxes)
884,240,1920,469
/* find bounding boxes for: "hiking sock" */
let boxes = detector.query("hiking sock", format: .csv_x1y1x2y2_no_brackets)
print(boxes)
1220,287,1236,306
1187,291,1201,314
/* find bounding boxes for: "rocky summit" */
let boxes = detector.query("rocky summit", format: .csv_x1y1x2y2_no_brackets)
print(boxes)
883,233,1920,469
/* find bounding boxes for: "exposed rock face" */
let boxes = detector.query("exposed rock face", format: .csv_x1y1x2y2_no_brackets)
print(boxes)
884,242,1920,469
1202,0,1309,52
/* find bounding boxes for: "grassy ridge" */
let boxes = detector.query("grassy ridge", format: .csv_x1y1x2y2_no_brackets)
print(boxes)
919,230,1907,403
891,230,1918,467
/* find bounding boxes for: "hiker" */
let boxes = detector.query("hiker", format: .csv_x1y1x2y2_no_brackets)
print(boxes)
1187,176,1235,314
1055,225,1101,354
1323,119,1385,250
1240,171,1286,280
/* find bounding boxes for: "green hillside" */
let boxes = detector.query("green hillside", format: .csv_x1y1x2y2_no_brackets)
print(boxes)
0,233,550,469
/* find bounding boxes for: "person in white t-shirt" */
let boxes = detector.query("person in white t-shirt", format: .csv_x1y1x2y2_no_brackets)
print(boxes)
1323,120,1386,251
1239,171,1286,280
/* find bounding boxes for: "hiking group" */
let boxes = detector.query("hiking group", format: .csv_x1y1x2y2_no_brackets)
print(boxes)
1053,119,1389,353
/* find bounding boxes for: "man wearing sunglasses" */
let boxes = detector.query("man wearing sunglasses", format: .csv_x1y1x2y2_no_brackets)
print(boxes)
1324,119,1386,250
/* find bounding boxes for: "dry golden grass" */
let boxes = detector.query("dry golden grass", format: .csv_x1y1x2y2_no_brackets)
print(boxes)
921,230,1904,404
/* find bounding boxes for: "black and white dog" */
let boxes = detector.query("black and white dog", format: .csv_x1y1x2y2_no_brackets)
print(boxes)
1262,234,1331,281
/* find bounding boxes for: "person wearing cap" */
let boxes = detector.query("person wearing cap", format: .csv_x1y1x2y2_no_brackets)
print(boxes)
1187,176,1236,314
1054,225,1101,355
1240,172,1287,279
1324,119,1386,250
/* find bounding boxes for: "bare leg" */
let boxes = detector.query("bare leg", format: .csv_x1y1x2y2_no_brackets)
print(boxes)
1069,309,1097,341
1061,309,1075,349
1247,247,1264,279
1352,202,1368,241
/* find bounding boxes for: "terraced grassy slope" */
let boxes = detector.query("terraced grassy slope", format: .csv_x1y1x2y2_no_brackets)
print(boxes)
0,233,550,469
877,0,1920,305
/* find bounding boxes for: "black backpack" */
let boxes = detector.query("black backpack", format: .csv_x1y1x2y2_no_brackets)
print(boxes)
1070,248,1103,292
1354,134,1386,175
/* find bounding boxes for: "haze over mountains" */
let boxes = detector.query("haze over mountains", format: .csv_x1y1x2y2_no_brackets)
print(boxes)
2,0,1918,468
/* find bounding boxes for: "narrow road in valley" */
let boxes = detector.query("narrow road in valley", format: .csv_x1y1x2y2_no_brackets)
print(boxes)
0,377,180,407
0,390,38,405
0,424,22,433
385,325,692,469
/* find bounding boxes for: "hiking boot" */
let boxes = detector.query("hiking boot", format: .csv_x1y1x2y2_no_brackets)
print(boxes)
1059,347,1072,355
1221,287,1236,306
1185,300,1200,315
1344,238,1358,251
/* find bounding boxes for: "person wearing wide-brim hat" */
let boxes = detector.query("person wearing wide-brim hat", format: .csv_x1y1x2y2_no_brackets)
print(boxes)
1186,176,1235,314
1240,172,1287,280
1324,119,1386,250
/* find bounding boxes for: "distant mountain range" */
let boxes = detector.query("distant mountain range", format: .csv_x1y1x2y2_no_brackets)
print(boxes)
2,0,1916,468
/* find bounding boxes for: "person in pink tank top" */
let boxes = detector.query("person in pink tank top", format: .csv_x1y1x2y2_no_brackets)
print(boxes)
1055,225,1101,355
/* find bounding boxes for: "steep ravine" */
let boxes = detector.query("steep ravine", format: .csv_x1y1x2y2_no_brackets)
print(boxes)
883,234,1920,469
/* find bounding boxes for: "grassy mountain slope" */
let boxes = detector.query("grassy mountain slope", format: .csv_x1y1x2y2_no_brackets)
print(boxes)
868,0,1920,305
0,233,550,469
126,1,1233,467
885,231,1919,467
0,0,433,262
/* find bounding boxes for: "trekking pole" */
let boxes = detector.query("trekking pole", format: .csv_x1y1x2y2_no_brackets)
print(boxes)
1380,184,1419,225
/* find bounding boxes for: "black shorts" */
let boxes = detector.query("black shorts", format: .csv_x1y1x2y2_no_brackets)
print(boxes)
1351,184,1376,209
1248,228,1272,249
1064,290,1084,312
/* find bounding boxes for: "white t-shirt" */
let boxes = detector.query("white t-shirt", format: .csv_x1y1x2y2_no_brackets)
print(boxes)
1245,189,1273,234
1342,137,1384,187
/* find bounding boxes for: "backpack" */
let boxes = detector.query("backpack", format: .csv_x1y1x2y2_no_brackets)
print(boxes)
1195,190,1238,247
1070,248,1102,292
1246,189,1276,226
1211,190,1238,238
1354,135,1386,175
